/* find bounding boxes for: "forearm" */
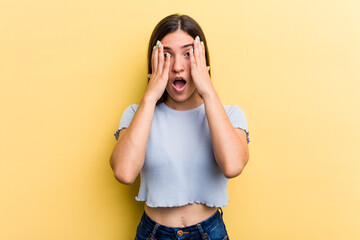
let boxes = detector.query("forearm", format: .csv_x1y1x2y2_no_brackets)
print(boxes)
111,39,170,184
203,89,249,178
110,96,156,184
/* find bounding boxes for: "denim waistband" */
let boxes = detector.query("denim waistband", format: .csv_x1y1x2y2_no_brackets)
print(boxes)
139,207,223,238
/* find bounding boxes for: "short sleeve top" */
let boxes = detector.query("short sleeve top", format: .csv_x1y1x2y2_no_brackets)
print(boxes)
114,102,250,207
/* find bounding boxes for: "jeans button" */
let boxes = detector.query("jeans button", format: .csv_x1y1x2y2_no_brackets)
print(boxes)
177,230,184,236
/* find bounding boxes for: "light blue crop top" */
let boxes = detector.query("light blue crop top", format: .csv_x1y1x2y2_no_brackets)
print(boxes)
114,102,250,207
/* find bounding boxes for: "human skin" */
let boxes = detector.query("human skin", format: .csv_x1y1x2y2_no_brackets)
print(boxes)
110,30,249,227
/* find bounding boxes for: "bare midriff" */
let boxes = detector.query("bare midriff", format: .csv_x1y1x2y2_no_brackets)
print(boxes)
144,202,218,228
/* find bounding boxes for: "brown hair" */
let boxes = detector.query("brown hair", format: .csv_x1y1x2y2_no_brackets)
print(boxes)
147,14,211,104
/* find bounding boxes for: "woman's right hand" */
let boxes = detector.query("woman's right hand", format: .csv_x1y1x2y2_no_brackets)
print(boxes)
144,40,171,103
111,42,170,184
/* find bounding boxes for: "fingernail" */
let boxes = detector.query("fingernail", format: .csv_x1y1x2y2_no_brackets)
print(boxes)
165,53,169,57
153,45,156,50
156,40,161,47
195,36,200,43
148,74,150,79
191,48,193,53
201,41,204,46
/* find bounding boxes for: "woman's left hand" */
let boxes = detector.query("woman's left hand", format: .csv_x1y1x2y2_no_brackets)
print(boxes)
189,36,214,99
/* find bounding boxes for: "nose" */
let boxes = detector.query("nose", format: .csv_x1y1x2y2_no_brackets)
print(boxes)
172,56,184,73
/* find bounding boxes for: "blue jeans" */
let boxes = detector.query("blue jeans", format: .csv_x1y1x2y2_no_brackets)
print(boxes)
135,207,229,240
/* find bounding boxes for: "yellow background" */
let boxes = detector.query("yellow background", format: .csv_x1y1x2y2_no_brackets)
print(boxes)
1,0,359,239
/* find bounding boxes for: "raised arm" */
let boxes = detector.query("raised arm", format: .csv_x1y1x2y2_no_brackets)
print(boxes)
203,93,249,178
110,41,170,185
189,36,249,178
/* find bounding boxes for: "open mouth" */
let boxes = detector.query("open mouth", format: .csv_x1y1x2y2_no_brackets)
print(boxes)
172,78,187,93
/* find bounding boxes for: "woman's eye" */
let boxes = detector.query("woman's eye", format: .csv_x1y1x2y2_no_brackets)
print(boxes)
185,52,190,57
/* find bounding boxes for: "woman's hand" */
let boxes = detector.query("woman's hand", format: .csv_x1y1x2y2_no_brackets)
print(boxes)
144,40,171,103
189,36,214,99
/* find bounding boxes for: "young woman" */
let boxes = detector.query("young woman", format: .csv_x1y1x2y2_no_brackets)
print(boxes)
110,14,250,240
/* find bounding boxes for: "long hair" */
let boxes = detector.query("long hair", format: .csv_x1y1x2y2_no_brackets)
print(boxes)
147,14,211,104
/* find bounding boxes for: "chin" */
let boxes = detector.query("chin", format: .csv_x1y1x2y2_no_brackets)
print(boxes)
167,94,190,103
168,88,198,103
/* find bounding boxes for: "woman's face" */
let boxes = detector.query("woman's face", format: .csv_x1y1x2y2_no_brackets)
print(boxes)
161,30,203,109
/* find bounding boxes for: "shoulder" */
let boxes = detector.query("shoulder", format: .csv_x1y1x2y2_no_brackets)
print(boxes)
223,104,250,144
120,103,139,121
120,103,139,117
125,103,139,113
223,104,246,117
114,104,139,141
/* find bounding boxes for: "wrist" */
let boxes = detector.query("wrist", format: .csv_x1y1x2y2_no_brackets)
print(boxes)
201,86,218,102
141,93,158,106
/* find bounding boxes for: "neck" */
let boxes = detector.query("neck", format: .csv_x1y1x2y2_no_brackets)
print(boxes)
164,91,204,111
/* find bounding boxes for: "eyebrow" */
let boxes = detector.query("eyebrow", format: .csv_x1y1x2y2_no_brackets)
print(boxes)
163,43,194,51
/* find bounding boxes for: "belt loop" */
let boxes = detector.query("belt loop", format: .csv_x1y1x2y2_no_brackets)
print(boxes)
148,223,160,240
219,207,223,217
196,223,209,240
